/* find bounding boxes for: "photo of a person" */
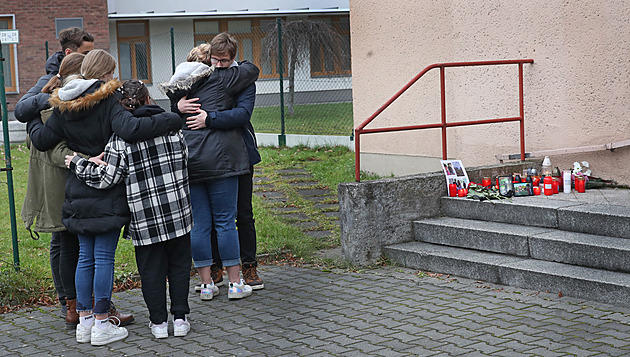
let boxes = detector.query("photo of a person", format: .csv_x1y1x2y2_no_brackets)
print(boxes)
441,159,470,191
451,161,465,177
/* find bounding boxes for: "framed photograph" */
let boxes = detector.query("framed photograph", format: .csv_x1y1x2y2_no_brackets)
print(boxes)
497,176,514,196
440,159,470,189
513,182,534,197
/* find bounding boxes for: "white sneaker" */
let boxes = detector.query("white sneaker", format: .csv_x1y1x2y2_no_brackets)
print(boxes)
90,319,129,346
200,282,219,301
173,318,190,337
149,321,168,339
76,323,92,343
228,279,253,300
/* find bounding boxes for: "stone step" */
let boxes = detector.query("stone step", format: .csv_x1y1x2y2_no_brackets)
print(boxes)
441,196,630,239
384,241,630,307
414,217,630,272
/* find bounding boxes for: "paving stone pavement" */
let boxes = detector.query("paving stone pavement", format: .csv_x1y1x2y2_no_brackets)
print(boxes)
3,264,630,356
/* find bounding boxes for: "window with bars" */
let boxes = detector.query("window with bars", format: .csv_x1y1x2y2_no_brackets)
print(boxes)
116,21,151,83
0,16,17,93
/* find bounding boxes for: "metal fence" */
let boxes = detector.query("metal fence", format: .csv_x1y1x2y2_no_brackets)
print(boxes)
107,19,353,138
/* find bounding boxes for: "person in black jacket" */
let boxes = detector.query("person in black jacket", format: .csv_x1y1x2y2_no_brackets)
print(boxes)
27,49,182,346
66,79,193,339
18,27,94,110
179,33,263,291
14,27,93,321
160,42,259,302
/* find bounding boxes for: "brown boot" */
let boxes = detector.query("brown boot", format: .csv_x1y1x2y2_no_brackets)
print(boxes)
109,302,134,326
65,299,79,329
242,262,264,290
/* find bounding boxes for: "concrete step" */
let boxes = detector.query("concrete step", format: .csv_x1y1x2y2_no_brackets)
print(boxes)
414,217,630,272
384,241,630,307
0,119,26,144
441,196,630,239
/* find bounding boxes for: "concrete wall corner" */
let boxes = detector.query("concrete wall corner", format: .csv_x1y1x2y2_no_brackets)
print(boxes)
338,172,445,266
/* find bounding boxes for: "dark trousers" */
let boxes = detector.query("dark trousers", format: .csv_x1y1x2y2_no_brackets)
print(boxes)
50,232,64,302
212,169,257,266
135,234,191,324
51,230,79,301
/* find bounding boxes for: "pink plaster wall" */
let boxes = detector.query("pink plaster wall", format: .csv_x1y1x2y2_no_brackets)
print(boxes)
350,0,630,184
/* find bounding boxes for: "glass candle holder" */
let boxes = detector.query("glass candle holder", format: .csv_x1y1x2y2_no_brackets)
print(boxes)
575,176,586,193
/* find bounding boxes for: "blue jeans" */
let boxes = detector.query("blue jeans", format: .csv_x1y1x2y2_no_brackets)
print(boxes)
75,230,120,315
190,177,240,268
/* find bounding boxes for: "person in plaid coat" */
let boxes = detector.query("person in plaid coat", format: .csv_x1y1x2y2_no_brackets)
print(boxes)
65,80,194,339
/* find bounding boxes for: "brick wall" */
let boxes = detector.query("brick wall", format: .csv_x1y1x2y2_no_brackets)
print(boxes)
0,0,109,112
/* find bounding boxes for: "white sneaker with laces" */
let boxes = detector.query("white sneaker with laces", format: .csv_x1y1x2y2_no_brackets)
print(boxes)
90,318,129,346
200,282,219,301
76,323,92,343
173,318,190,337
228,279,253,300
149,321,168,339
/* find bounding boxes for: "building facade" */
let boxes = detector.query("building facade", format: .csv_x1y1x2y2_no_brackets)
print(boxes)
1,0,109,112
1,0,350,113
107,0,351,108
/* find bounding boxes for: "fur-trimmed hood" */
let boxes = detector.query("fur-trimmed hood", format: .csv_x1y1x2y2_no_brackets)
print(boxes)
48,79,121,113
159,62,214,94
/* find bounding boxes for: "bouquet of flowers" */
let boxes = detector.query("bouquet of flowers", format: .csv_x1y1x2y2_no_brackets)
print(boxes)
572,161,591,182
569,161,629,189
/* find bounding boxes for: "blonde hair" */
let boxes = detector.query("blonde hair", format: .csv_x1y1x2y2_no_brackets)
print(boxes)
80,49,116,80
41,53,85,93
187,43,212,65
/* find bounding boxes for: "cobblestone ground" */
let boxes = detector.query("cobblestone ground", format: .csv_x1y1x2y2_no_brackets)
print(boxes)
2,264,630,356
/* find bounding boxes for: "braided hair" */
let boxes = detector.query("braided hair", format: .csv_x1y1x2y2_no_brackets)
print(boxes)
119,79,149,111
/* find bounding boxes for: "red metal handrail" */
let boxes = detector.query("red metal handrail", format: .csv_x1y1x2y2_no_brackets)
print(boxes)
354,59,534,181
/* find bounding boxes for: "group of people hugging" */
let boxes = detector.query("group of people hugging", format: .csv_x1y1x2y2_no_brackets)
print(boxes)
16,27,263,346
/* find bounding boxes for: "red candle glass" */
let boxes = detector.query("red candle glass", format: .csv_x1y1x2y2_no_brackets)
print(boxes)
449,183,457,197
482,177,491,187
533,186,541,195
458,189,466,197
552,178,560,194
575,177,586,193
532,176,540,187
544,176,553,196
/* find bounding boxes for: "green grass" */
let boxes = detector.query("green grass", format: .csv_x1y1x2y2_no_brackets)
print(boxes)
252,102,353,136
0,142,375,309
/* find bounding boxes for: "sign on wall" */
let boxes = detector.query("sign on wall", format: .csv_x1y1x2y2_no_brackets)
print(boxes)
0,30,19,44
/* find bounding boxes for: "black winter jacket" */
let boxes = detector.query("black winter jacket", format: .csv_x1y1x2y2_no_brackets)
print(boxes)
14,51,64,123
27,79,182,235
161,61,259,183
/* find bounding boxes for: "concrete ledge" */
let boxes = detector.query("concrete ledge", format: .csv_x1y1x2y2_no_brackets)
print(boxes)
0,120,26,144
338,172,445,266
256,133,353,149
